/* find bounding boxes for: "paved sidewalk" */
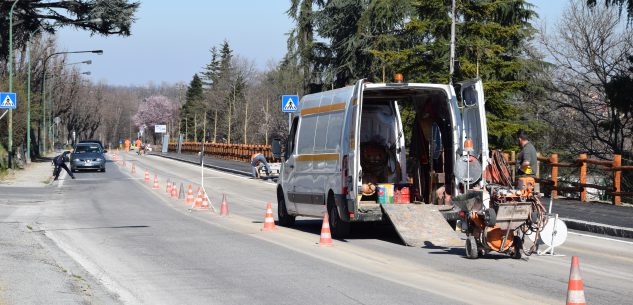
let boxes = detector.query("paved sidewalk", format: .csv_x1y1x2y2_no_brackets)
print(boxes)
0,157,55,187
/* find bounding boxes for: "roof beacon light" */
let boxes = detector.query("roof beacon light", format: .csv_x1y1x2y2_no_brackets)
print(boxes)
464,138,474,153
394,73,404,83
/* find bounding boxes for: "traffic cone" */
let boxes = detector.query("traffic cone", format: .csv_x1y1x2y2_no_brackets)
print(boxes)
220,194,229,216
151,175,160,190
200,190,210,209
319,212,333,247
131,162,136,174
166,179,172,194
261,202,276,231
192,189,203,209
144,169,150,182
171,182,178,198
178,183,185,199
566,256,586,305
186,185,194,205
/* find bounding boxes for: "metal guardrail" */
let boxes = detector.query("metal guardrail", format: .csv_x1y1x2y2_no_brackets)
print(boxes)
503,152,631,205
168,142,279,163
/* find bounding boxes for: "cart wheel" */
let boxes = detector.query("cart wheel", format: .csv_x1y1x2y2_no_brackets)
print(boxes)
465,236,479,259
511,236,523,259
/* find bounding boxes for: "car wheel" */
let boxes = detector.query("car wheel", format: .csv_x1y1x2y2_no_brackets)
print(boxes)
277,193,295,227
327,194,350,239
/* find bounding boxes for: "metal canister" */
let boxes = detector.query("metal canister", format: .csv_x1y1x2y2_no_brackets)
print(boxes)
377,185,387,204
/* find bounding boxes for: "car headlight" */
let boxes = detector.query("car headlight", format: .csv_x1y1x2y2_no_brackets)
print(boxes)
74,158,80,162
95,158,102,161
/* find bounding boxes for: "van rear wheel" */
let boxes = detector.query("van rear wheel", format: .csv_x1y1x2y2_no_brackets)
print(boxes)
277,194,295,227
328,195,350,239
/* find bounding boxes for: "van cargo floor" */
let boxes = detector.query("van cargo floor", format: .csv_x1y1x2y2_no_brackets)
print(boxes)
381,204,462,248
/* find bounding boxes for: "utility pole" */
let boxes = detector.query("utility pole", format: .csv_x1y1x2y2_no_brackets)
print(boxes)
265,98,269,145
449,0,456,82
8,0,20,167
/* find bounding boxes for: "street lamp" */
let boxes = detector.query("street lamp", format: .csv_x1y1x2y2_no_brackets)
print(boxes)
41,49,103,152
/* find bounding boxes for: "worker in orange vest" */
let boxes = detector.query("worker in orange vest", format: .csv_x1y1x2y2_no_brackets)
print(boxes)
251,153,270,178
135,138,142,155
124,138,131,152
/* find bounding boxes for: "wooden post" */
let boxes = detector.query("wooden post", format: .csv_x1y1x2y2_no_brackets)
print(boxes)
613,154,622,205
511,151,516,182
536,152,542,194
550,153,558,199
579,153,587,202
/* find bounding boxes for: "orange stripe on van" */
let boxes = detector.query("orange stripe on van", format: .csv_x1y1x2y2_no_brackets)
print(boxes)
300,103,346,116
296,153,340,162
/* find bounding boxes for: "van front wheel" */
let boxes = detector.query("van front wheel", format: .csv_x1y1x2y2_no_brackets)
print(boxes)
278,195,295,227
328,195,350,239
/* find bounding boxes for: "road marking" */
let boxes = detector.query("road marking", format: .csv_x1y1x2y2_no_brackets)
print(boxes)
568,231,633,245
57,171,67,188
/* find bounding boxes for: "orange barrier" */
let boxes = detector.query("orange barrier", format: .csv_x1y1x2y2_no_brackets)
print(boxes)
504,152,631,205
167,142,280,163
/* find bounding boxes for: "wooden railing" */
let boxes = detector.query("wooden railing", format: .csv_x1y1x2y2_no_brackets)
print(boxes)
503,152,632,205
168,142,278,163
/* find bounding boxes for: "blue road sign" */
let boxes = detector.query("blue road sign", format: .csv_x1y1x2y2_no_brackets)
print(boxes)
281,95,298,113
0,92,17,109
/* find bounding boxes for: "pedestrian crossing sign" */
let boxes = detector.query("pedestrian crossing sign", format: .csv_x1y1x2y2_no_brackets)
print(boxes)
282,95,298,113
0,92,16,109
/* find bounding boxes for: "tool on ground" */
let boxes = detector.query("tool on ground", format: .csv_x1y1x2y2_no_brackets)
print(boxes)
131,162,136,174
178,183,185,199
144,169,150,182
566,256,586,305
319,212,333,247
455,150,548,259
262,202,276,231
186,185,194,205
171,182,178,198
152,175,160,190
220,194,229,216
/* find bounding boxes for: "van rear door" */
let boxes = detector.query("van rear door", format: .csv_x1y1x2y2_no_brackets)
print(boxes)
348,80,364,205
457,78,489,187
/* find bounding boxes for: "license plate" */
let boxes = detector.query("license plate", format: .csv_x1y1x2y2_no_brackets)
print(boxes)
85,161,91,165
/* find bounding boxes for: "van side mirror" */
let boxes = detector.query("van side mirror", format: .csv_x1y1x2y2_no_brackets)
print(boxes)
272,138,282,159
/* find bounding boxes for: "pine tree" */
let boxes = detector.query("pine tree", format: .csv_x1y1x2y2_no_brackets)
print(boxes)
201,47,221,88
181,74,205,141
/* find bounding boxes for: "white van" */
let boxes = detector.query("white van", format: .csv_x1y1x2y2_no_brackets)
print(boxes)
274,78,488,238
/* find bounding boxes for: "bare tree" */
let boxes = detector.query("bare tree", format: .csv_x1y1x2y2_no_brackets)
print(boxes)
540,0,633,158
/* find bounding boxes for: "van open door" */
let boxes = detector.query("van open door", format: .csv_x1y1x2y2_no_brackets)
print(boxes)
348,80,364,208
457,78,489,188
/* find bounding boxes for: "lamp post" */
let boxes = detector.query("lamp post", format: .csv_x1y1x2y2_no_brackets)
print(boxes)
41,50,102,152
8,0,20,167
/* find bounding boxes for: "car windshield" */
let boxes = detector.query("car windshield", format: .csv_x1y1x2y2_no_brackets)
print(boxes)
74,145,101,153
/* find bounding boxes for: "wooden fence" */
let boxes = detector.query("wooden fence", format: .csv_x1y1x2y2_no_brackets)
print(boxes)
504,152,632,205
168,142,277,163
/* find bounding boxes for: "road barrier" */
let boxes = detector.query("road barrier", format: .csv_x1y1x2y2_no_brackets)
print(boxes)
168,142,278,163
503,152,632,205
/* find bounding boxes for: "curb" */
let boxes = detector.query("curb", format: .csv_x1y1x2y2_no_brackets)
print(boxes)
149,153,252,177
561,217,633,239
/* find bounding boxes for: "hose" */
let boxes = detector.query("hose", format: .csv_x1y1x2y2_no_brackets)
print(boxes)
485,150,513,188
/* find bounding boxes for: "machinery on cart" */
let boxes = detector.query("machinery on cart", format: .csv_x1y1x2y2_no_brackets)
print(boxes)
453,151,548,259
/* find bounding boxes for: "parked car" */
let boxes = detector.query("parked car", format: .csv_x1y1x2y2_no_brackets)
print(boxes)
71,143,107,172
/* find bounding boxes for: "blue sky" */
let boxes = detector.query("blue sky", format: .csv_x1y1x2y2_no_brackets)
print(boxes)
56,0,566,86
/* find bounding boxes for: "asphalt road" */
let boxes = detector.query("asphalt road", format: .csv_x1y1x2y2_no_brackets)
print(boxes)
1,151,631,305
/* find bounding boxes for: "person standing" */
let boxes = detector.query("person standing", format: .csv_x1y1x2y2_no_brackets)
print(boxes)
516,130,537,175
250,153,271,178
135,138,142,155
124,138,131,152
52,151,75,180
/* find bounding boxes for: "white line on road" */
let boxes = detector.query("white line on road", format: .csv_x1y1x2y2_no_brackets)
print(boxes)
568,231,633,245
57,171,67,188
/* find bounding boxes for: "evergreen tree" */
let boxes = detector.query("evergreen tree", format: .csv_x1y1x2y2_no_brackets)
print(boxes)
201,47,221,88
180,74,205,141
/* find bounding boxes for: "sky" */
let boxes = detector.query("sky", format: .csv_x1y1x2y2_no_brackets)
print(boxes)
56,0,567,87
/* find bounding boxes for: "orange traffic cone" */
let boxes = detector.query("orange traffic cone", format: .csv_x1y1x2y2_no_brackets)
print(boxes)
144,169,150,182
566,256,586,305
131,162,136,174
151,175,160,190
192,189,203,208
319,212,333,247
166,179,172,194
186,185,194,205
200,190,210,209
220,194,229,216
171,182,178,198
261,202,276,231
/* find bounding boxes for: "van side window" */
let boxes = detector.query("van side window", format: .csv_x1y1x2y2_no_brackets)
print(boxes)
297,116,318,154
286,117,299,159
